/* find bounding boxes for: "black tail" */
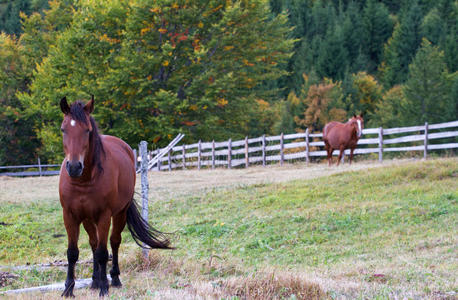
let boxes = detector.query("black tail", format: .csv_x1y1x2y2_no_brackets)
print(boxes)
126,200,173,249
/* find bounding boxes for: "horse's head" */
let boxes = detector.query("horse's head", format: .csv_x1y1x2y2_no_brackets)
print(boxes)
349,114,364,138
60,96,94,178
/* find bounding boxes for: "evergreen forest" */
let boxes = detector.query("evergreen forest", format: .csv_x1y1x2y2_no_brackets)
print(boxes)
0,0,456,165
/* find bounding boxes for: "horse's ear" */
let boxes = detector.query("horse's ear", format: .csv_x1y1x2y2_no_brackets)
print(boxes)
353,114,357,118
84,95,94,114
60,97,70,115
359,112,364,118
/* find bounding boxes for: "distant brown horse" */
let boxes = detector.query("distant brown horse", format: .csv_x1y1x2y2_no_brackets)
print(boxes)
323,114,364,166
59,96,171,297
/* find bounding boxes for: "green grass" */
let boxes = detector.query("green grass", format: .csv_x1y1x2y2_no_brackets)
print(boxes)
0,158,456,298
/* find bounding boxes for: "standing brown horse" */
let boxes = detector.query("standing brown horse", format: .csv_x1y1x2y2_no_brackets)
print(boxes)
59,96,171,297
323,114,364,166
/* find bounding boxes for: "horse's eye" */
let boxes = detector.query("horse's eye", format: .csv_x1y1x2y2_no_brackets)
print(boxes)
61,128,65,134
86,129,90,134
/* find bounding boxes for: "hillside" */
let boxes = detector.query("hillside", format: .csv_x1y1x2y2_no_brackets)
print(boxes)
0,158,456,298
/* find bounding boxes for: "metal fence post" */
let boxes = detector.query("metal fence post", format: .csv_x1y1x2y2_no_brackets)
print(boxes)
139,141,149,258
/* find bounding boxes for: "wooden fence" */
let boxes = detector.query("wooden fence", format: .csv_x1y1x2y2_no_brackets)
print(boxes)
1,120,457,176
0,158,59,177
147,120,458,171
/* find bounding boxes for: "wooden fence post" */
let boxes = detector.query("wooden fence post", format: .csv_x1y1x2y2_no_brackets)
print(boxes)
133,149,137,171
378,127,383,162
305,128,310,165
245,136,249,168
424,122,428,159
167,149,172,171
139,141,149,258
227,139,232,169
198,140,202,170
182,145,186,170
262,134,266,167
280,133,284,166
157,151,161,171
212,140,215,169
38,157,42,177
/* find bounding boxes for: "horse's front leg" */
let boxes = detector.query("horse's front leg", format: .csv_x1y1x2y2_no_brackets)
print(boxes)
62,212,80,298
349,147,355,165
95,213,112,297
83,220,99,290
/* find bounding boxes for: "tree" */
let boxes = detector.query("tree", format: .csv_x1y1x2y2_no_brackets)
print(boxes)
380,1,424,88
316,24,348,80
368,85,406,128
361,0,393,73
349,71,383,119
0,33,39,165
402,38,455,125
295,79,347,132
19,0,295,162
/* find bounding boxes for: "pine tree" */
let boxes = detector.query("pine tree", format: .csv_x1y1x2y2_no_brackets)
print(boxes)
402,38,455,125
361,0,393,73
381,0,424,88
316,24,348,80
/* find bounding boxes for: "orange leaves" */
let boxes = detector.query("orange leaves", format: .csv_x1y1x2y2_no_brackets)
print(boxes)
217,98,228,107
243,59,254,67
158,28,167,34
98,33,120,44
224,45,234,51
182,121,196,126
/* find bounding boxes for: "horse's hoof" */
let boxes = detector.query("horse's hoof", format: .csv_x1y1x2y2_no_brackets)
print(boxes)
111,277,122,287
90,279,100,290
99,287,109,297
61,281,75,297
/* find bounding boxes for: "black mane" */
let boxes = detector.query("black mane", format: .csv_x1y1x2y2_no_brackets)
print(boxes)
70,101,105,172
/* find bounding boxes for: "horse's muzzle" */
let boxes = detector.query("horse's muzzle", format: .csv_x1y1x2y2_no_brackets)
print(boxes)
66,160,83,178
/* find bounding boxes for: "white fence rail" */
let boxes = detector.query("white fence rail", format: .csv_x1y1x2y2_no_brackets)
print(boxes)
145,120,458,171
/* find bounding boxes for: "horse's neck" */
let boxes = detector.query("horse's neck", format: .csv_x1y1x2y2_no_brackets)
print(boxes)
345,121,358,133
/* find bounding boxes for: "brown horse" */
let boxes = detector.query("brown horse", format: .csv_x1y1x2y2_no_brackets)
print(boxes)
58,96,171,297
323,114,364,166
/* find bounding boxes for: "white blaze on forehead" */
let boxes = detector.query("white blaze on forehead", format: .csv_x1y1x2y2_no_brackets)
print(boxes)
357,120,362,137
70,119,76,127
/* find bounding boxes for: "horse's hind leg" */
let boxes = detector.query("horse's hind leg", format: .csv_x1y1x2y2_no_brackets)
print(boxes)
325,142,333,166
109,211,127,287
337,146,345,166
62,212,80,297
83,220,99,289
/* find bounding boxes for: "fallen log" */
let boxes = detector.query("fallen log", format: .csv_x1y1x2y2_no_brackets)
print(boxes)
0,275,111,295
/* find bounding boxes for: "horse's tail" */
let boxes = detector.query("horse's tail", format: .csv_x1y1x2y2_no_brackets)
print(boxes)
126,199,173,249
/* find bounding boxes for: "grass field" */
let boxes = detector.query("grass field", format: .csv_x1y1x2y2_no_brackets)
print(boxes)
0,158,456,299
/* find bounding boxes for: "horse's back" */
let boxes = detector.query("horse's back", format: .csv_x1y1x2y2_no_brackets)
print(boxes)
102,135,135,166
101,135,136,212
323,121,342,141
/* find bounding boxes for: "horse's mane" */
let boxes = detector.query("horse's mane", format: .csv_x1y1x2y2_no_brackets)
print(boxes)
69,101,105,172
